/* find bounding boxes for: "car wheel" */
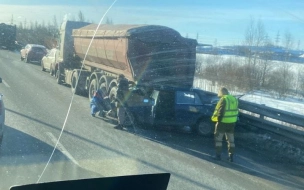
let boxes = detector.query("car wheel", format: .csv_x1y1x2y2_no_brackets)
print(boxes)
41,61,45,71
196,119,213,136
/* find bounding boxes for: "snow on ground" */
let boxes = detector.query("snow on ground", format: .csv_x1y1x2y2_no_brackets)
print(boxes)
240,91,304,115
194,53,304,116
194,54,304,163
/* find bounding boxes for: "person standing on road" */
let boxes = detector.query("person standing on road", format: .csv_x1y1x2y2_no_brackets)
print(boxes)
211,87,239,162
114,74,129,129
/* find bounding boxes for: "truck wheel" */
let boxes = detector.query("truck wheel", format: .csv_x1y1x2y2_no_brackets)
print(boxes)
89,79,97,100
25,55,29,63
109,86,117,101
71,72,80,95
41,61,45,71
56,69,62,84
196,119,213,136
50,64,54,76
99,82,107,95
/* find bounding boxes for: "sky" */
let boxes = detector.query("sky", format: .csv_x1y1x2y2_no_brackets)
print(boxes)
0,0,303,49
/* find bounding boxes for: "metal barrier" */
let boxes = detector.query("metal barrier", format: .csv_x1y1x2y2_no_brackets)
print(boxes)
238,99,304,143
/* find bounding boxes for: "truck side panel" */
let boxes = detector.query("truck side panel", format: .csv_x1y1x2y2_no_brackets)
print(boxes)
73,36,133,80
0,23,16,50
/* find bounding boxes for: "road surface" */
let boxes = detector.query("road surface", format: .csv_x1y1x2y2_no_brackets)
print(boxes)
0,49,303,190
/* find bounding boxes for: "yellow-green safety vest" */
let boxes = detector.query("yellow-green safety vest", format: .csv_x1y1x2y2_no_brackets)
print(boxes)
211,95,238,123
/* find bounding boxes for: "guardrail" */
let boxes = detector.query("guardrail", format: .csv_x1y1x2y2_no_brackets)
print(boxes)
238,99,304,143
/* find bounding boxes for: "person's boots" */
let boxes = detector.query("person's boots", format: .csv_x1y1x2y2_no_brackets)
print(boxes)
228,154,234,162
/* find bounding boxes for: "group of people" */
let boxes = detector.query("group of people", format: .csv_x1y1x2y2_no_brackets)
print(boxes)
90,75,239,162
90,74,129,129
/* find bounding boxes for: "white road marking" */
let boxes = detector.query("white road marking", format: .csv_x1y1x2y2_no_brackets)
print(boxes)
2,80,10,88
46,132,80,166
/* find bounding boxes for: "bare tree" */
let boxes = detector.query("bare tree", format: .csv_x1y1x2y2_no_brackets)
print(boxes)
267,63,293,99
23,19,27,29
18,21,23,29
105,17,113,24
244,17,267,90
78,10,85,22
298,70,304,98
275,30,280,47
10,15,14,25
283,30,294,51
53,15,58,29
297,40,301,50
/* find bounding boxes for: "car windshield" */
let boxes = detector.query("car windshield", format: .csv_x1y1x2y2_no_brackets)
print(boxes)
31,47,45,52
0,0,304,190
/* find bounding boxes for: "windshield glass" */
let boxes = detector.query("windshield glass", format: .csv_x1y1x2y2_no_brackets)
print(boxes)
0,0,304,190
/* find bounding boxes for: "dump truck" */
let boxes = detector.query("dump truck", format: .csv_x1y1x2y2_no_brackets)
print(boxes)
55,21,216,135
0,23,16,50
56,21,197,96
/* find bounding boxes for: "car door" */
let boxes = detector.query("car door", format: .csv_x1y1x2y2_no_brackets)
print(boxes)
150,90,175,125
44,49,55,70
175,91,205,126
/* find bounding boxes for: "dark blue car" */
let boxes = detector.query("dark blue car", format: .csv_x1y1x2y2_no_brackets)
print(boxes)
127,88,217,136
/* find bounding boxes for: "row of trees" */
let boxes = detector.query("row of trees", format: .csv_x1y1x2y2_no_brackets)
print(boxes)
197,55,304,99
12,11,113,49
196,18,304,99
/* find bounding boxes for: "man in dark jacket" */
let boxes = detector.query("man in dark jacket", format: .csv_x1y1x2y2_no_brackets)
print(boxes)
211,87,239,162
114,74,129,129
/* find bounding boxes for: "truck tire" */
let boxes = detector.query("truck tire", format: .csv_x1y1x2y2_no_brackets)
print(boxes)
89,79,97,100
109,86,117,101
71,72,80,95
50,64,54,76
25,55,29,63
196,119,214,136
99,82,107,95
56,69,62,84
41,60,45,71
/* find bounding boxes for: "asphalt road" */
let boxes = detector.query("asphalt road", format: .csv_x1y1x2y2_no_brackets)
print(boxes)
0,49,303,190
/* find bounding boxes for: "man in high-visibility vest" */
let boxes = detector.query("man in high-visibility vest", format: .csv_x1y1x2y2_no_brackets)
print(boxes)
211,87,238,162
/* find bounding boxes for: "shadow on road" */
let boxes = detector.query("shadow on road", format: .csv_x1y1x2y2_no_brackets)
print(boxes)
121,123,304,189
0,123,101,189
5,107,304,189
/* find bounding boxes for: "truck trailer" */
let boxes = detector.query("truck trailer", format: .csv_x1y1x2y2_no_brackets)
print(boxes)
0,23,16,50
55,21,215,135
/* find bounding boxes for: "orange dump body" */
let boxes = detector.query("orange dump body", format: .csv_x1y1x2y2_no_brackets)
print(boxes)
72,24,197,88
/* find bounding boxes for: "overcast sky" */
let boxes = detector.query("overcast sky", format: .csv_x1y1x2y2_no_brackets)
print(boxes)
0,0,303,49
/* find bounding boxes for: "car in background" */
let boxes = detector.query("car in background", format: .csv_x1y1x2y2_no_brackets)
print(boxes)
41,48,59,76
20,44,47,63
0,77,5,146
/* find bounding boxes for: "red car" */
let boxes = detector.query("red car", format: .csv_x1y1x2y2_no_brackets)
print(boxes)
20,44,47,63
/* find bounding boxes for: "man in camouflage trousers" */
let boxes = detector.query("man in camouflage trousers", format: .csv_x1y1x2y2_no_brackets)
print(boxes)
211,87,239,162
